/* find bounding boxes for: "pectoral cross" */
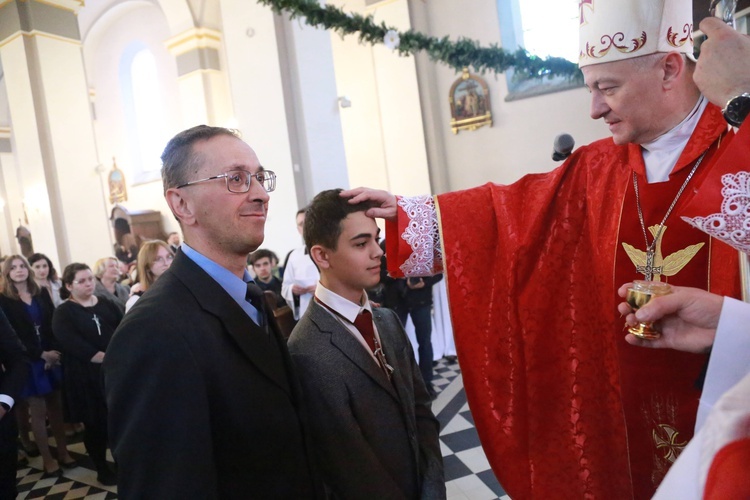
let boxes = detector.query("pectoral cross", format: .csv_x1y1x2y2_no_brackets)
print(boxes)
92,314,102,336
636,249,663,281
373,347,395,377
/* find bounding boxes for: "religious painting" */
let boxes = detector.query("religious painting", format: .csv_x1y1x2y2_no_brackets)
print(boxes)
108,157,128,204
449,68,492,134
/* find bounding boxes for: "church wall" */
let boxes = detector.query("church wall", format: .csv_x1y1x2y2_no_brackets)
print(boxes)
219,0,310,257
0,151,20,257
34,35,112,267
83,2,185,248
409,0,609,193
0,35,105,268
329,0,431,197
1,39,56,262
278,17,349,199
328,3,389,192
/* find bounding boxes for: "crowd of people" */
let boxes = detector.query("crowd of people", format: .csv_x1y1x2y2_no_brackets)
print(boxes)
0,244,176,488
0,211,446,497
1,0,749,498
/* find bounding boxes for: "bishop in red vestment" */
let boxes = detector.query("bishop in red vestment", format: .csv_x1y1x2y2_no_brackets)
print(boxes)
347,2,745,498
383,103,740,499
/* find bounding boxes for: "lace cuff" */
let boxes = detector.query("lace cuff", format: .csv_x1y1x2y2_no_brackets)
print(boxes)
396,195,443,276
682,172,750,254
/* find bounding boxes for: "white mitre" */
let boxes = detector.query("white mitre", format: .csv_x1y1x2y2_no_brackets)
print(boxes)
578,0,695,68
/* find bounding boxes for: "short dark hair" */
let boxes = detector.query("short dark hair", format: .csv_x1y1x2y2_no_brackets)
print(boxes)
59,263,91,300
248,248,275,266
304,189,376,251
161,125,240,194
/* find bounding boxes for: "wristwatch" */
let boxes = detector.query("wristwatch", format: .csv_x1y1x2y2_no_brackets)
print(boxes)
722,92,750,128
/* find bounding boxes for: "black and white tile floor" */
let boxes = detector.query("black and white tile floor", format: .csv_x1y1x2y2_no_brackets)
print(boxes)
16,357,507,499
16,442,117,499
432,358,509,500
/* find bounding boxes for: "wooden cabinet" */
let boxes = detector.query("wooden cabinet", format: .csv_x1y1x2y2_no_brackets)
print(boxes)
110,205,167,262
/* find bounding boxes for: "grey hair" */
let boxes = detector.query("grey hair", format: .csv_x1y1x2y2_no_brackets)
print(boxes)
160,125,240,194
630,52,693,71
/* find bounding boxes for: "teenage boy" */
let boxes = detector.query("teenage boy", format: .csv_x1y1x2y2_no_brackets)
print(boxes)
288,189,445,499
248,248,285,307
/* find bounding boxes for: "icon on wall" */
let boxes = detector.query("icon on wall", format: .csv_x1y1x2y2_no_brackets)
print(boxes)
449,68,492,134
108,157,128,204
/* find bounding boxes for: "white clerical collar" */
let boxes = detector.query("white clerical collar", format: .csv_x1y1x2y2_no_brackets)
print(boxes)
641,96,707,183
315,282,372,324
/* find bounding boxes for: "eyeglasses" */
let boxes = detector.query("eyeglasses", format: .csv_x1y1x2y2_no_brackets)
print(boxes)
154,255,174,264
177,170,276,193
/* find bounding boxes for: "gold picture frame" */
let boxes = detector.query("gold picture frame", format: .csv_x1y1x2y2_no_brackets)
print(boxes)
449,68,492,134
108,157,128,204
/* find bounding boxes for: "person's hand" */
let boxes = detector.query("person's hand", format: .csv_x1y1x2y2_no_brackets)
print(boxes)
617,283,723,353
41,350,61,366
340,187,399,222
305,285,317,294
407,278,425,289
90,351,105,364
694,17,750,108
292,284,306,295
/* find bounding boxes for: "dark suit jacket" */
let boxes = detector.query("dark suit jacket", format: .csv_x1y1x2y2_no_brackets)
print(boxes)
104,251,323,499
0,307,29,453
288,301,445,500
0,307,28,406
0,288,57,358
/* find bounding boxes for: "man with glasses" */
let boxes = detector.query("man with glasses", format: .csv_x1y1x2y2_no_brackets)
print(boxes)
105,125,323,499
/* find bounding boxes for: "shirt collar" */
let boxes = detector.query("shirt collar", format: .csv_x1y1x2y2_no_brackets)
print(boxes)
642,96,707,154
315,282,371,324
181,242,254,303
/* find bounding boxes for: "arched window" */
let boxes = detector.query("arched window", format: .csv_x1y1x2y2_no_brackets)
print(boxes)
120,43,167,182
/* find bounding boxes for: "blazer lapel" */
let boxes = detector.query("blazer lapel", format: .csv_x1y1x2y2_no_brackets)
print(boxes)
308,302,398,401
170,252,291,395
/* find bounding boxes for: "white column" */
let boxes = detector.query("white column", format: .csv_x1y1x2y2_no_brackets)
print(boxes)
0,0,111,267
165,28,233,129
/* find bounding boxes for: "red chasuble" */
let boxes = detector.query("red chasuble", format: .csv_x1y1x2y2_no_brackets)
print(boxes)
386,104,741,499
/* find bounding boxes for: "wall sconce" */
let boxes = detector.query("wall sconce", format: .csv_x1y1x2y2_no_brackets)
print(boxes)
338,96,352,109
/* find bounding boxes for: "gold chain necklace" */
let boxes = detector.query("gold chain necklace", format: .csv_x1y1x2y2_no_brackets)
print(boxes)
632,150,708,281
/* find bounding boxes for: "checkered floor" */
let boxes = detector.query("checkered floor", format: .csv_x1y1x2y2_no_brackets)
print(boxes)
432,358,509,500
16,440,117,499
16,358,506,499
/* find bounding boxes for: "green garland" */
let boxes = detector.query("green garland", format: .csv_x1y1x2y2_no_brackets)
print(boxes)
256,0,581,80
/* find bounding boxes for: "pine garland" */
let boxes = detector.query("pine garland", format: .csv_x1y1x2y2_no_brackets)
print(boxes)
256,0,581,80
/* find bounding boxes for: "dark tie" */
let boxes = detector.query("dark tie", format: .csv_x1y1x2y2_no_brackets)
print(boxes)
245,282,267,331
352,309,376,353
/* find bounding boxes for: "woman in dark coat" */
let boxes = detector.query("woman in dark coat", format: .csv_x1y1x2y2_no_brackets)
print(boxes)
53,263,123,486
0,255,75,475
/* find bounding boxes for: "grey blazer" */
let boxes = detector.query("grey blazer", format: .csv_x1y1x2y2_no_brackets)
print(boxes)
288,301,445,500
